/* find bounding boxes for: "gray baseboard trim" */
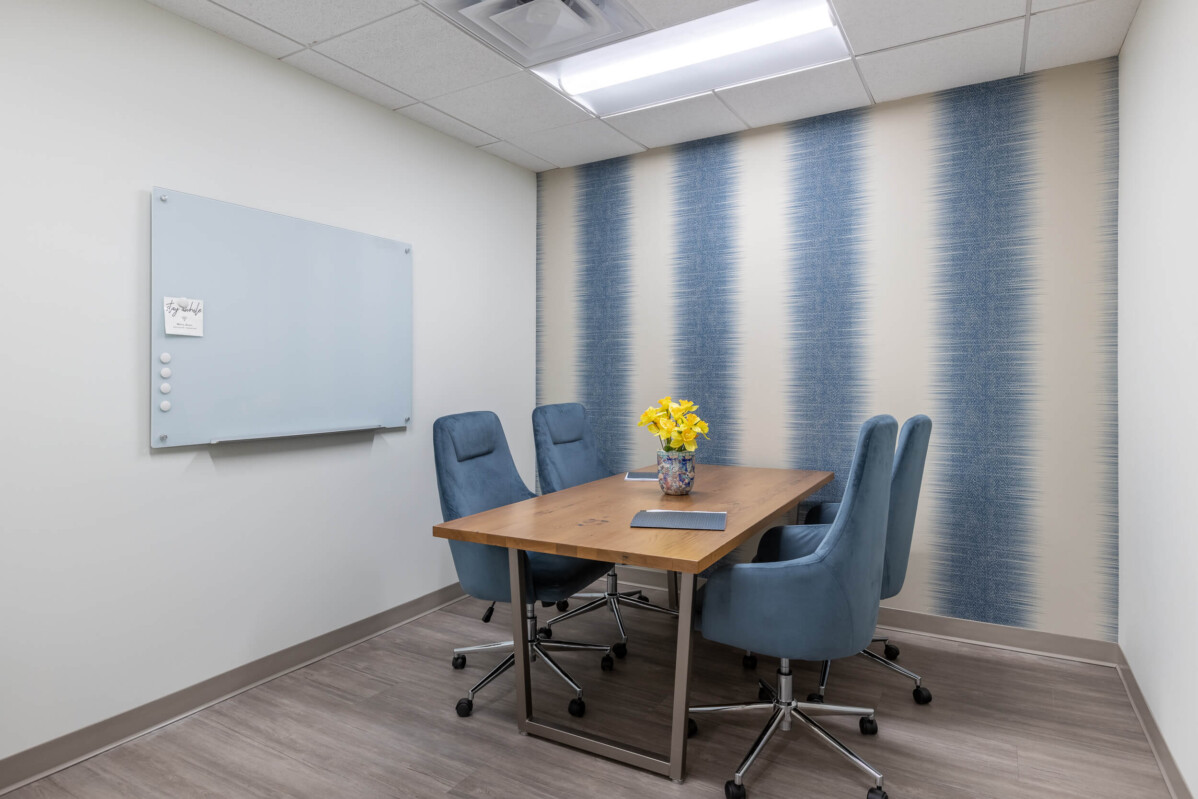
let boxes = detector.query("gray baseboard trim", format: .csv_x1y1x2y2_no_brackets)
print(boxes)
1116,651,1193,799
876,606,1122,665
622,573,1123,665
0,582,466,796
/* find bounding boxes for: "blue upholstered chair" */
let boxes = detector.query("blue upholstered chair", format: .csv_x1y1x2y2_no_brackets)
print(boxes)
689,415,898,799
532,403,678,656
433,411,614,719
795,414,933,705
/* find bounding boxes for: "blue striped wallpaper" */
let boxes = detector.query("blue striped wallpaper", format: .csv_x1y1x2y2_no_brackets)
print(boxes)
931,76,1038,627
538,60,1119,640
673,137,740,464
576,158,633,469
787,110,868,502
1100,59,1120,640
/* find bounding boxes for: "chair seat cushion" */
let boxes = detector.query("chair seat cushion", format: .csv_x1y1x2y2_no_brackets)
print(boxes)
754,524,831,563
528,552,612,603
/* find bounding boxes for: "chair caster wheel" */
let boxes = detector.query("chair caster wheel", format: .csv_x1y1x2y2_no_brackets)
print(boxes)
613,642,628,659
859,717,878,735
537,626,552,640
541,601,554,608
866,788,888,799
913,686,932,704
451,654,466,670
556,600,570,612
455,698,473,717
806,693,824,704
758,686,773,701
688,718,698,738
884,643,900,660
724,780,747,799
568,698,586,717
601,654,614,671
742,654,757,669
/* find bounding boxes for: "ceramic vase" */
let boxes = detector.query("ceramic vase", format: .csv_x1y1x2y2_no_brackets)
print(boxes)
657,450,695,495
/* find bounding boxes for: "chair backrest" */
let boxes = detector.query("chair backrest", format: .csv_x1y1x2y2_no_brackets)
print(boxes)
882,414,933,599
532,403,613,493
433,411,536,603
808,414,897,653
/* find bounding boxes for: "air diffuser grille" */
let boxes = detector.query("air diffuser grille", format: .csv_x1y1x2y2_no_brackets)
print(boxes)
426,0,648,67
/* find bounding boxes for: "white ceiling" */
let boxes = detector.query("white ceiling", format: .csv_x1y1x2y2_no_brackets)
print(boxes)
147,0,1141,172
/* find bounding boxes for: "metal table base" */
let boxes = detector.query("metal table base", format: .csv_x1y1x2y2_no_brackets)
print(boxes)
508,550,697,781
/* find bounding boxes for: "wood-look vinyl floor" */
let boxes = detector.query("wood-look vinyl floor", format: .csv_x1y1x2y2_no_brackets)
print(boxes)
10,587,1169,799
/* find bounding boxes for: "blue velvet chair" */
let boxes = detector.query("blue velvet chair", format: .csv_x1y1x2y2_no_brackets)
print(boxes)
689,415,898,799
796,414,933,706
433,411,614,719
532,403,678,656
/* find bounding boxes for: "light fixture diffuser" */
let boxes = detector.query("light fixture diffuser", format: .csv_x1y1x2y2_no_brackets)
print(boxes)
532,0,850,116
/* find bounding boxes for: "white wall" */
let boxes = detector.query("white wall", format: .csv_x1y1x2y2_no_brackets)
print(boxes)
1119,0,1198,790
0,0,536,761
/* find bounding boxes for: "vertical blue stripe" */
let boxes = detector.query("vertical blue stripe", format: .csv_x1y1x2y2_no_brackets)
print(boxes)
932,75,1037,627
576,158,633,470
535,171,545,409
673,136,739,464
787,110,868,501
1099,57,1120,641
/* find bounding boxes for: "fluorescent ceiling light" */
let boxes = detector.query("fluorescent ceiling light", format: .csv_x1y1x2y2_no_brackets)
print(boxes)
533,0,849,117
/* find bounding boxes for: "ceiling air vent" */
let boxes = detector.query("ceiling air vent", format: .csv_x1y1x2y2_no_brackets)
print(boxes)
426,0,649,67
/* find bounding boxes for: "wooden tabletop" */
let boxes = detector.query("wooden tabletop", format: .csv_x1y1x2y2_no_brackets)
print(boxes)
433,463,833,574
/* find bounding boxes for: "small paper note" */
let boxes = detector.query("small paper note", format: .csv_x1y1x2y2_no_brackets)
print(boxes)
164,297,204,336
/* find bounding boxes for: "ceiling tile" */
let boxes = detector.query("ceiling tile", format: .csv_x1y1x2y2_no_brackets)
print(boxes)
622,0,756,29
716,59,870,128
508,120,645,168
603,93,747,150
214,0,417,46
283,50,415,109
830,0,1026,54
315,6,521,101
146,0,300,57
1032,0,1086,9
397,104,498,147
857,19,1026,103
480,141,557,172
426,73,592,141
1025,0,1140,73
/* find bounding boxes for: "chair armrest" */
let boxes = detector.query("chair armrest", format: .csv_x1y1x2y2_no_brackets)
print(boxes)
700,555,860,659
754,524,831,563
805,502,841,525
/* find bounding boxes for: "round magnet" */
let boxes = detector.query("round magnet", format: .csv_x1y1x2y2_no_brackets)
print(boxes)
159,400,171,412
160,353,172,364
160,367,172,379
160,383,171,394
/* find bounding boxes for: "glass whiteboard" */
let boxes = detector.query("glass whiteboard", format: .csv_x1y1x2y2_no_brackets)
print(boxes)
150,187,413,448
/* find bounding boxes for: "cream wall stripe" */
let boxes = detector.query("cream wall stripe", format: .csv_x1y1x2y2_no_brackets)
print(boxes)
536,169,579,409
628,148,679,469
735,127,791,469
1030,61,1110,640
861,93,939,616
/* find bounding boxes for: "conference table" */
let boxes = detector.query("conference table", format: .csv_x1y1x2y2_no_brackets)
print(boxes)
432,462,833,782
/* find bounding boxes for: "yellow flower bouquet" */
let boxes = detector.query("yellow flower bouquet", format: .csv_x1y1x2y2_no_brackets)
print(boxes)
637,397,710,495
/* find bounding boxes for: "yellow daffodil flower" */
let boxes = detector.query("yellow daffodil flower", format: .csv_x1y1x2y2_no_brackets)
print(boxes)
639,397,710,452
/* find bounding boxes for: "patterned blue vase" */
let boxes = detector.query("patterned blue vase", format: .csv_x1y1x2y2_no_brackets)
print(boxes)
657,450,695,495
